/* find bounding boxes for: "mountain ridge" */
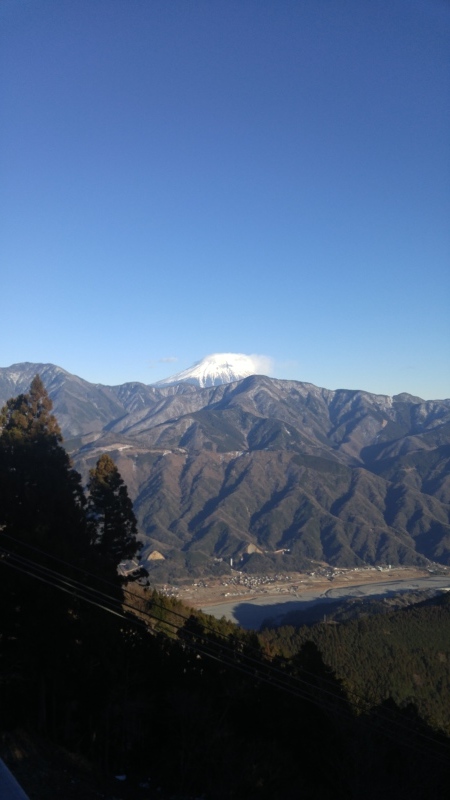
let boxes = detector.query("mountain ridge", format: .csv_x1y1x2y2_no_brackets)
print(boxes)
1,361,449,578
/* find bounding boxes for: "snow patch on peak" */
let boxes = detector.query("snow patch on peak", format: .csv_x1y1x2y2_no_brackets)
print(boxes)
154,352,273,388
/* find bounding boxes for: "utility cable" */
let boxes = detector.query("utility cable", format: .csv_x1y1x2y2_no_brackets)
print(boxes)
0,533,391,707
1,534,449,764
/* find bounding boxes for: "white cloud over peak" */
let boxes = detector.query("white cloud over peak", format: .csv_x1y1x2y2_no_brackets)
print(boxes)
248,354,274,376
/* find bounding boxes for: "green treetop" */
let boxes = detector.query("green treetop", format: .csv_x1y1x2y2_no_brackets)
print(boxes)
0,374,61,442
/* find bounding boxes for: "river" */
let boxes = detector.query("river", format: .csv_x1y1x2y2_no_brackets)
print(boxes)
201,575,450,629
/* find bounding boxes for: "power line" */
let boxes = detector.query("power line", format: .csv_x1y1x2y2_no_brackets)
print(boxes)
0,533,396,708
0,535,384,711
1,533,449,765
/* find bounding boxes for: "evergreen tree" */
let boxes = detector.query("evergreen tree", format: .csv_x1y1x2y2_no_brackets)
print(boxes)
0,374,88,557
1,374,61,440
87,454,140,568
0,376,97,734
0,377,147,760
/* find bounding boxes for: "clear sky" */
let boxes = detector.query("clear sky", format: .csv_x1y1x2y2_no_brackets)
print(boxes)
1,0,449,399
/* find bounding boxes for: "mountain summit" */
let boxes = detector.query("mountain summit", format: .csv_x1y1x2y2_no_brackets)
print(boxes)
154,352,270,388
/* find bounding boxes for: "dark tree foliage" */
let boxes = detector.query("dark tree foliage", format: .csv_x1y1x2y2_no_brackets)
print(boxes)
1,375,61,438
260,593,450,736
0,377,123,743
0,374,89,558
87,453,140,567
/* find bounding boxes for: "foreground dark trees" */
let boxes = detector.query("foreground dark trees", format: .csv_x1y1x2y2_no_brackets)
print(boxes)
0,377,137,747
0,375,89,557
0,377,92,732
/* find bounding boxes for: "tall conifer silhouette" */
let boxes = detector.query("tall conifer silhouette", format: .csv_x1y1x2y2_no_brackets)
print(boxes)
87,454,140,568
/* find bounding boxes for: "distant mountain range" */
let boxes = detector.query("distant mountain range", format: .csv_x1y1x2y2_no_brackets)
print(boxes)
1,360,450,580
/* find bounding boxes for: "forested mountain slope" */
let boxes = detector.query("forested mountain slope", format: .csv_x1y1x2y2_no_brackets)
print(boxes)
261,591,450,737
1,363,449,577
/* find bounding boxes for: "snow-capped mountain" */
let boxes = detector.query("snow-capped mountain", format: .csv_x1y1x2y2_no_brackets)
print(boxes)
154,352,271,388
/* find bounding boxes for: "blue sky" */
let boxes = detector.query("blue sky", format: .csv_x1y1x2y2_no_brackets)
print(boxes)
1,0,449,398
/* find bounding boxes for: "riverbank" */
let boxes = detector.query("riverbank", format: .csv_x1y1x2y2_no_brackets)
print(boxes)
161,565,429,607
181,566,450,628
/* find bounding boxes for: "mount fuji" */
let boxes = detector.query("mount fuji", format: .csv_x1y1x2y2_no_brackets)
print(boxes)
154,352,272,388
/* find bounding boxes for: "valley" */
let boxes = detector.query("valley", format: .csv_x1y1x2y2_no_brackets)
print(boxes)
164,564,450,624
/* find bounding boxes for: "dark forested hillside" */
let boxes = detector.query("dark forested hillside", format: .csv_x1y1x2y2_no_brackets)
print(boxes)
260,592,450,736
